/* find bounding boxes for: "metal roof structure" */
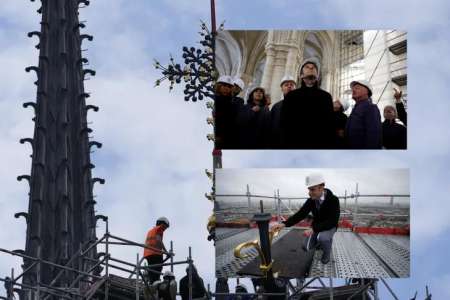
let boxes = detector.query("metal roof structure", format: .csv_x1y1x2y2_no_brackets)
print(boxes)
215,228,410,279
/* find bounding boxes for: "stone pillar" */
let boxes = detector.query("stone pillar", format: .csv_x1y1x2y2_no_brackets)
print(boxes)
260,46,276,91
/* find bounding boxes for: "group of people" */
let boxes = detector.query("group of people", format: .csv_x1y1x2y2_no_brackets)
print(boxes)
214,58,407,149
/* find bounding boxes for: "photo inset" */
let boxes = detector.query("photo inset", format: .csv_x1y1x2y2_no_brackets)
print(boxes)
214,169,410,279
214,30,407,149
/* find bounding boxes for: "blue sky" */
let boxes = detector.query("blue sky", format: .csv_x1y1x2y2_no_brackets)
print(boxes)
1,0,450,298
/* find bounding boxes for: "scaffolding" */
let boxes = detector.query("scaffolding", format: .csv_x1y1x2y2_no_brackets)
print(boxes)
0,216,196,300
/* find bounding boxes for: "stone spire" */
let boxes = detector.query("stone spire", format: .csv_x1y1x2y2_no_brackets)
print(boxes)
16,0,104,293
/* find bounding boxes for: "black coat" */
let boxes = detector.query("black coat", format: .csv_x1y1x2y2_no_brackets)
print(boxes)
333,110,348,149
179,272,207,300
382,120,407,149
270,100,284,149
214,94,242,149
396,102,407,126
283,188,340,233
280,85,335,149
235,103,271,149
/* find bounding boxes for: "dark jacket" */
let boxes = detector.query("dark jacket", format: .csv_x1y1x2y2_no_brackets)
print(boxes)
280,85,335,149
345,98,382,149
270,100,284,149
396,102,407,126
179,271,207,300
333,110,348,149
382,120,407,149
235,103,271,149
214,94,242,149
283,188,340,233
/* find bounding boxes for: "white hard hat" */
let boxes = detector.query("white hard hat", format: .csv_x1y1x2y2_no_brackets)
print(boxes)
305,173,325,188
280,75,297,87
157,217,170,227
233,77,245,90
350,80,373,97
163,270,174,278
249,86,265,95
300,57,321,76
217,75,233,86
335,98,350,112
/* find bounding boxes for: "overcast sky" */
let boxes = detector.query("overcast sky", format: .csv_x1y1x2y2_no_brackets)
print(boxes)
217,168,409,196
1,0,450,299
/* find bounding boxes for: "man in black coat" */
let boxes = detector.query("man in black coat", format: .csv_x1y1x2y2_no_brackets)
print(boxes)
270,75,297,148
280,58,335,149
272,173,340,264
179,265,207,300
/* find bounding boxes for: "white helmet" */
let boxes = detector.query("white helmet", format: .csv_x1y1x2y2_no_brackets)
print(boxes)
157,217,170,227
233,77,245,90
280,75,297,87
305,173,325,188
350,80,373,97
163,270,174,278
217,75,233,86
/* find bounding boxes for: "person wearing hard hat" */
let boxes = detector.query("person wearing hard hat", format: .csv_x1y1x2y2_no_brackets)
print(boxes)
382,104,407,149
270,75,297,148
272,173,340,264
155,270,178,300
235,86,271,148
235,283,252,300
345,80,382,149
232,77,245,106
214,75,240,149
333,98,350,148
144,217,171,283
280,58,335,149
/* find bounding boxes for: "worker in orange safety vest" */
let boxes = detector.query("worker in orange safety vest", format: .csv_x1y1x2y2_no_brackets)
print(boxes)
144,216,171,283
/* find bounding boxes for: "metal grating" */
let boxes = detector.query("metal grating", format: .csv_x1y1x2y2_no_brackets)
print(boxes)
359,234,410,277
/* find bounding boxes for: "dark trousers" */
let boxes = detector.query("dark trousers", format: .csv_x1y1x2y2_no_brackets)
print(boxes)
145,255,163,283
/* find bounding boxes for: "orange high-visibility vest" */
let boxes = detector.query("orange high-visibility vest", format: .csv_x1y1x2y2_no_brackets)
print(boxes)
144,225,165,258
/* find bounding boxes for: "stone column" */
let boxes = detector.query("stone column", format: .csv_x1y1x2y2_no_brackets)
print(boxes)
260,46,276,90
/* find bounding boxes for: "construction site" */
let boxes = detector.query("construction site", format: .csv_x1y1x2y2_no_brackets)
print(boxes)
215,184,410,279
0,0,431,299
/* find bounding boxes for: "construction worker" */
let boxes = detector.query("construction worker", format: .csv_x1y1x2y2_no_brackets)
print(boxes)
280,58,335,149
215,75,239,149
272,173,340,264
144,217,171,284
232,77,245,106
270,75,297,148
155,271,177,300
345,80,382,149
